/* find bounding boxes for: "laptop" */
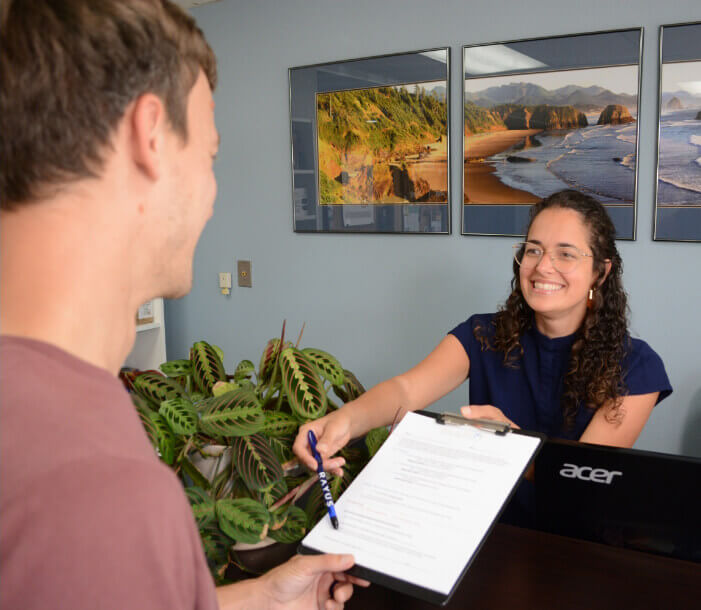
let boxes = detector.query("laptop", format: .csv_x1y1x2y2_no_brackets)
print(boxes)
535,438,701,562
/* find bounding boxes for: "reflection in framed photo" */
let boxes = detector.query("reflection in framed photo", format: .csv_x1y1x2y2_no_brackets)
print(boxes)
654,22,701,242
462,29,642,239
289,48,450,234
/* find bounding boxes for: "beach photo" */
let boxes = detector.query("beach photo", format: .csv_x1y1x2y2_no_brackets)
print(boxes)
657,60,701,209
316,81,448,205
463,65,640,209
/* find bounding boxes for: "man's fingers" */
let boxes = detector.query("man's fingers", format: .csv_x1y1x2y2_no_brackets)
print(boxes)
296,553,355,577
331,581,354,603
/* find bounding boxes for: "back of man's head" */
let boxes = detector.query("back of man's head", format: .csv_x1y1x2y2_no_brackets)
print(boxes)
0,0,217,211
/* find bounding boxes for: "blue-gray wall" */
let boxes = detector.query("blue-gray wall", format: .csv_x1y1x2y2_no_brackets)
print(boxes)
166,0,701,458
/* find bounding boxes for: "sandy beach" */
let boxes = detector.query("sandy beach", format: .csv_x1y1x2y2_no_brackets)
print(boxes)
465,129,542,159
407,139,448,196
464,129,542,204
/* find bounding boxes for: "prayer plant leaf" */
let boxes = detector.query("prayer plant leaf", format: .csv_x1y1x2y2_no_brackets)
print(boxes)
269,506,308,544
232,434,284,492
198,389,265,437
147,411,176,465
301,348,345,386
185,487,216,527
160,359,192,377
261,412,299,438
159,397,198,435
191,341,227,395
212,380,239,397
268,436,295,465
342,369,366,401
133,371,187,409
233,359,255,381
199,522,234,567
180,456,212,491
279,347,327,421
257,478,288,510
258,338,282,385
216,498,271,545
365,426,389,458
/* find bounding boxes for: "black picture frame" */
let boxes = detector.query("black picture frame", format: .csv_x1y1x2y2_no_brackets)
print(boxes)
289,48,451,234
462,28,643,239
653,22,701,242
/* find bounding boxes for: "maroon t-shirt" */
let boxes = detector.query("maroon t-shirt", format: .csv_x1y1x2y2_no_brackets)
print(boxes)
0,336,218,610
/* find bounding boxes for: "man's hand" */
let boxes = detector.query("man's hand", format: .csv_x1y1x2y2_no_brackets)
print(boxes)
261,553,369,610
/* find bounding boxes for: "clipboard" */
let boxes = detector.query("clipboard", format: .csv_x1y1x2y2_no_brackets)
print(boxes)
299,410,544,606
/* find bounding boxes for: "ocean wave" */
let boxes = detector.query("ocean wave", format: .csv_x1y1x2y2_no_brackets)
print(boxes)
691,135,701,148
658,175,701,194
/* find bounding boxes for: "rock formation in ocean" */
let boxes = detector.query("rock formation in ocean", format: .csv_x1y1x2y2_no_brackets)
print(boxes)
665,96,683,110
597,104,635,125
696,111,701,120
497,104,587,130
528,105,588,130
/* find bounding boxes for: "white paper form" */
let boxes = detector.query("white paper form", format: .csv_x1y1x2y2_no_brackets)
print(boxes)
301,412,541,595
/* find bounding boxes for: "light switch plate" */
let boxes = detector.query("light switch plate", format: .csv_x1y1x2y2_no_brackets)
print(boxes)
237,260,252,287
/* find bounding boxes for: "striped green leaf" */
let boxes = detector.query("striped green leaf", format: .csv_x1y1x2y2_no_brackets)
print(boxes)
342,369,366,400
148,411,176,465
160,359,192,377
268,436,295,465
269,506,308,543
198,390,264,437
302,348,345,386
232,434,284,491
212,380,239,397
133,371,186,409
159,397,198,435
257,478,288,509
258,338,282,384
179,456,211,490
279,347,327,421
365,426,389,458
261,412,299,438
233,359,255,381
199,522,233,567
185,487,216,527
191,341,227,395
216,498,271,544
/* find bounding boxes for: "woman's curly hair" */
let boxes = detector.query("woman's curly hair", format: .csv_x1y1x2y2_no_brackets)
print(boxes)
475,190,629,433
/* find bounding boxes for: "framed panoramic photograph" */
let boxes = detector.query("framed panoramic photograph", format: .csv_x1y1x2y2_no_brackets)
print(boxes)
462,29,642,239
654,22,701,242
289,48,450,233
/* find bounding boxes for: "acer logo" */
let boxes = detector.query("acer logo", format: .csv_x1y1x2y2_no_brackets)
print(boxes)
559,463,622,484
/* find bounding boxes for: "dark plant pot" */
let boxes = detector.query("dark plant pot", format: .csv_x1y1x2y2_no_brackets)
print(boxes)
226,541,298,581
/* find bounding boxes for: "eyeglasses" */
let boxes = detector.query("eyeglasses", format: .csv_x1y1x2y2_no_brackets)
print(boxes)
512,241,593,274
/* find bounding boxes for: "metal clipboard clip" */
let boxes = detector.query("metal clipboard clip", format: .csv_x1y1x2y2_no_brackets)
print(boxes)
437,413,511,436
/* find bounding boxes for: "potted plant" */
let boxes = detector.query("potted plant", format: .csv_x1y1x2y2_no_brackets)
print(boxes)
121,323,388,584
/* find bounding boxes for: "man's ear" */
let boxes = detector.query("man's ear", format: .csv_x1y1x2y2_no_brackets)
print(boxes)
129,93,166,181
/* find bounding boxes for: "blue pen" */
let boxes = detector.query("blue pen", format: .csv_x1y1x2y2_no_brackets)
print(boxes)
307,430,339,529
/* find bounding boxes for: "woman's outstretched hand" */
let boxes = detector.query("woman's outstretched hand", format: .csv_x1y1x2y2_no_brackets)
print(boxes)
293,409,353,476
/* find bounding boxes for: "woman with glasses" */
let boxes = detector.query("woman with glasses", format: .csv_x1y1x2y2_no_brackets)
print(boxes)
293,190,671,499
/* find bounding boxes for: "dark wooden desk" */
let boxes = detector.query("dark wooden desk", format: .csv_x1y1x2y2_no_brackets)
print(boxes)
347,524,701,609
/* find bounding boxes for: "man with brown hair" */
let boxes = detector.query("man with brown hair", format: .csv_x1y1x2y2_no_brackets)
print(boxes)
0,1,364,608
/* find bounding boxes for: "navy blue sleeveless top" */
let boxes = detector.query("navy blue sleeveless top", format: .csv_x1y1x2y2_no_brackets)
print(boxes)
450,313,672,440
